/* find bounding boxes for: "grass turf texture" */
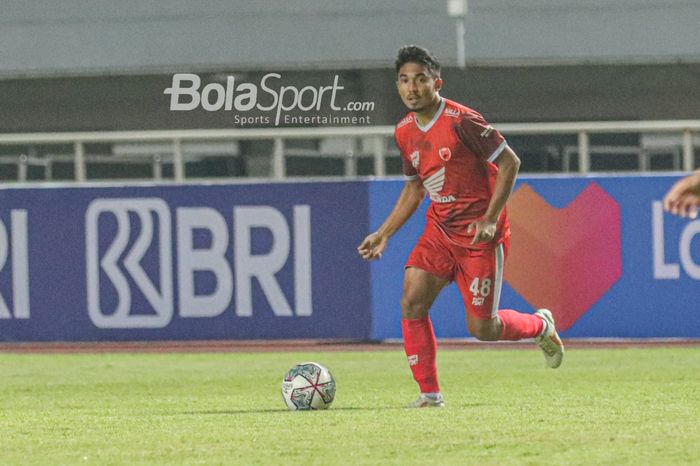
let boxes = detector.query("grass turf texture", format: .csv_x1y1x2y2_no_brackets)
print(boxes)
1,348,699,465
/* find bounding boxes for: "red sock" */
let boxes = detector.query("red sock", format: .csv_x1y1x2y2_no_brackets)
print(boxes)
498,309,544,341
402,317,440,393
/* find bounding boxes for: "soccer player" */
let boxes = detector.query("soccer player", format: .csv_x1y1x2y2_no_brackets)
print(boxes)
357,45,564,408
663,171,700,219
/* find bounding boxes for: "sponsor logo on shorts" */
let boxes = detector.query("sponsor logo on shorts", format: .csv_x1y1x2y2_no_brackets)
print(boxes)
471,297,485,306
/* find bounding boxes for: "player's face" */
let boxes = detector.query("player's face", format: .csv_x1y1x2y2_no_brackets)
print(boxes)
396,62,442,113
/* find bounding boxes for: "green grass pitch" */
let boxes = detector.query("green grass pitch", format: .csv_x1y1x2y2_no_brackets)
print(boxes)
1,347,699,465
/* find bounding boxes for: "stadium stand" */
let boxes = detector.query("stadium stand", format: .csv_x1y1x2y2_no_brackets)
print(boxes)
0,1,699,181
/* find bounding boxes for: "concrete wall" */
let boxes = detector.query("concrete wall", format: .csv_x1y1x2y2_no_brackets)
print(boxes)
1,0,699,77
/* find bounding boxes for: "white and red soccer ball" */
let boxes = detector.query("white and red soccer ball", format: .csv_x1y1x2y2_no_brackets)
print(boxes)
281,362,336,410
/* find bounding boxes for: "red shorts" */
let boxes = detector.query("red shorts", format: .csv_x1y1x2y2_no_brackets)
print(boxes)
405,222,508,320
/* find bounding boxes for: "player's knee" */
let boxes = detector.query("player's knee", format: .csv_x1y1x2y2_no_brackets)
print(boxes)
468,320,501,341
401,295,430,319
472,329,500,341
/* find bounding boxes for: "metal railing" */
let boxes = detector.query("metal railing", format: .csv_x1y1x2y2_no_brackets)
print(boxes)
0,120,698,183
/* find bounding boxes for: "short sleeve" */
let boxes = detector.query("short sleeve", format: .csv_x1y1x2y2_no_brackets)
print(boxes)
395,132,418,180
456,112,508,163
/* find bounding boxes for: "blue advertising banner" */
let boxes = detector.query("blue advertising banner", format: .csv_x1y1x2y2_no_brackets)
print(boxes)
369,174,700,340
0,181,371,341
2,175,698,342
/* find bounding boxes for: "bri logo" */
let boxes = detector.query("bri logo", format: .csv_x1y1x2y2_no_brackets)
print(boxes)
0,210,29,319
85,198,313,329
505,183,622,332
85,199,173,329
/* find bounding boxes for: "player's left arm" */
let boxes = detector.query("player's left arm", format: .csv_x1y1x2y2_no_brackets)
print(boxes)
663,170,700,218
469,146,521,244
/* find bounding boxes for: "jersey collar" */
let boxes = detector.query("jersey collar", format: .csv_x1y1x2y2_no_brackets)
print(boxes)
415,97,445,133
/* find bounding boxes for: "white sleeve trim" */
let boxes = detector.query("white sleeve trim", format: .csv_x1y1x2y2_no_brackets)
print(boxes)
404,174,418,180
487,140,508,163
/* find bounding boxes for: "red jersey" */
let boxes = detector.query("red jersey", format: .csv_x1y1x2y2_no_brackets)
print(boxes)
395,97,510,249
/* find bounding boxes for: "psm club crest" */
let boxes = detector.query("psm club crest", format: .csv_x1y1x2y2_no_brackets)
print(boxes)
438,147,451,162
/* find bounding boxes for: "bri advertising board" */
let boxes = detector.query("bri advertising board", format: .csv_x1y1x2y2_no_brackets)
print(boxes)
0,175,698,342
0,182,370,341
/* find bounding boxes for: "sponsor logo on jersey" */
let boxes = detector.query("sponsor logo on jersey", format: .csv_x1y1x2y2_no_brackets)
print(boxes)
397,115,414,129
410,151,420,168
445,107,460,118
407,354,418,366
423,167,456,203
480,125,495,137
431,194,457,203
438,147,452,162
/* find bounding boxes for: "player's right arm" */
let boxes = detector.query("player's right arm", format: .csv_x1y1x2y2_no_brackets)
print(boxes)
357,178,425,261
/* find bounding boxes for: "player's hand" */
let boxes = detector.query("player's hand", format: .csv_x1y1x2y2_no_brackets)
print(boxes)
468,218,497,245
357,232,388,261
663,173,700,219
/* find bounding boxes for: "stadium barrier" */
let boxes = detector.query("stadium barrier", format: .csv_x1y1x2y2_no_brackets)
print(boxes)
0,120,698,181
0,174,698,342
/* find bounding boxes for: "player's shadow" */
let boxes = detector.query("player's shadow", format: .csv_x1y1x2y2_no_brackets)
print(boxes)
178,403,487,415
178,406,406,415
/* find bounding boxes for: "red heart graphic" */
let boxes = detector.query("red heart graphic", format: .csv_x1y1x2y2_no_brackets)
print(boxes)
504,182,622,331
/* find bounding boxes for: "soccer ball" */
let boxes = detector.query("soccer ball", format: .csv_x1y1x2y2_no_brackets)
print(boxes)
281,362,336,410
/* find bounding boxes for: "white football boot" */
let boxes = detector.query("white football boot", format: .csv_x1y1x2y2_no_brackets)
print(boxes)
534,309,564,368
406,393,445,408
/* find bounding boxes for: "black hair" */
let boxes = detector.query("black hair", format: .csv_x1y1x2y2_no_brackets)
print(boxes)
395,45,441,77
